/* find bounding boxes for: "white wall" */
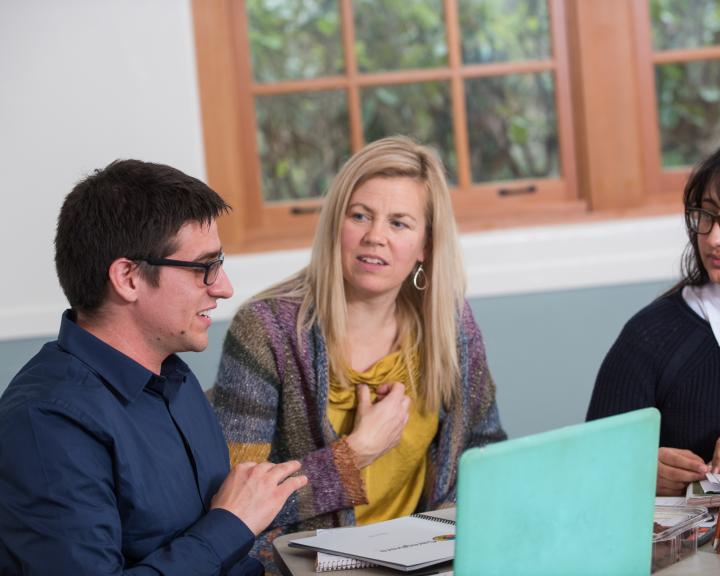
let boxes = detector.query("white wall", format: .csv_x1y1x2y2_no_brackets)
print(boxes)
0,0,206,339
0,0,687,342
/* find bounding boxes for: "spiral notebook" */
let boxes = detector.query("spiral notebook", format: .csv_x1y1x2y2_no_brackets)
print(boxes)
292,508,456,572
315,530,375,572
316,548,374,572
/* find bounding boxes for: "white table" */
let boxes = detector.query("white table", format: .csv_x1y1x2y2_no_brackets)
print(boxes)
273,531,720,575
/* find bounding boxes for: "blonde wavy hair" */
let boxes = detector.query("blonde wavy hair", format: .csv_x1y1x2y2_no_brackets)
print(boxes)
253,136,466,413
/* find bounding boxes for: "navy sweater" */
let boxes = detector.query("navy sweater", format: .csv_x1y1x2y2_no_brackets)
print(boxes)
587,290,720,462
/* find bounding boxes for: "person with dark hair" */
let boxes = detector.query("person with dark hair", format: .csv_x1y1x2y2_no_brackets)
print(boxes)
587,147,720,495
0,159,306,574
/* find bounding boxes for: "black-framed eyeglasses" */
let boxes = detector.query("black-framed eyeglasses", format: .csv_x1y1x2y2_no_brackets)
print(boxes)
137,252,225,286
686,208,720,235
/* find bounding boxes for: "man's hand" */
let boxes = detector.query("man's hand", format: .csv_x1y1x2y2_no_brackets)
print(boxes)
211,460,307,535
346,382,411,469
656,447,708,495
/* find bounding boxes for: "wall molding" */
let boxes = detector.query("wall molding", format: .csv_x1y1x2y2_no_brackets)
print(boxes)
0,215,686,341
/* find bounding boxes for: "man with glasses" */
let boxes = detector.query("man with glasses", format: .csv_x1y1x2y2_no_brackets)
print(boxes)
0,159,306,574
588,147,720,496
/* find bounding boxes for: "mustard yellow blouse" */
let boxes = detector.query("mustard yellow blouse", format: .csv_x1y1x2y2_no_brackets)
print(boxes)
327,347,439,525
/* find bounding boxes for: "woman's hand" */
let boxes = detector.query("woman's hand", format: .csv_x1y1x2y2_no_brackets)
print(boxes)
373,382,393,400
346,382,411,468
656,447,708,495
711,438,720,473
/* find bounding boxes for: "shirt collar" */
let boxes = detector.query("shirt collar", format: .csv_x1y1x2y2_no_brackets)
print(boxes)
57,310,191,403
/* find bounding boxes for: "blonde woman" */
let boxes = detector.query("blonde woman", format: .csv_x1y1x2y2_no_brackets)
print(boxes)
212,136,506,570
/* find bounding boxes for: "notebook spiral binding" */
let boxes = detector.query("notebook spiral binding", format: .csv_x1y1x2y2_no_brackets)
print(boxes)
411,512,456,525
316,553,374,572
319,557,373,571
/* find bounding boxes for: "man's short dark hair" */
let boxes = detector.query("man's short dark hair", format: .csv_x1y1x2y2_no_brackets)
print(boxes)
55,159,231,313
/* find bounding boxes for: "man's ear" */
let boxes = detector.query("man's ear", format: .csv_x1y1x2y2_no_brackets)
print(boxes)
107,258,141,303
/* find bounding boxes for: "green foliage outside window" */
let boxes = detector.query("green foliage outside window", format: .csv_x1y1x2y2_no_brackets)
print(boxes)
656,61,720,167
247,0,344,82
353,0,448,72
256,91,350,201
650,0,720,50
246,0,558,201
650,0,720,167
466,72,558,182
459,0,550,64
362,82,457,183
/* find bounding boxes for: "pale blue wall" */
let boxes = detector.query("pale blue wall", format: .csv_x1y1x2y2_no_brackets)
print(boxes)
0,280,671,439
470,280,671,438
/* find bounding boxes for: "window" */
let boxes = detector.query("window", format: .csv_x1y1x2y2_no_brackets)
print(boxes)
193,0,720,252
635,0,720,199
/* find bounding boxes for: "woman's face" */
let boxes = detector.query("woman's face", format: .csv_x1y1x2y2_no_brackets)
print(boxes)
340,176,427,303
698,191,720,284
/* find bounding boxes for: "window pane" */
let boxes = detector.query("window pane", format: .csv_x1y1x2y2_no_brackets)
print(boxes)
361,82,456,183
255,91,350,201
465,72,558,182
459,0,550,64
353,0,447,72
246,0,343,82
656,60,720,167
650,0,720,51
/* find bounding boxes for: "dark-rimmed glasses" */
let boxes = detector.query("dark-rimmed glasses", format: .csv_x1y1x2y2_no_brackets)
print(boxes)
137,252,225,286
686,208,720,235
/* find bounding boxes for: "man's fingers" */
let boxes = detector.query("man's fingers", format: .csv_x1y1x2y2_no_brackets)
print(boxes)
253,461,277,474
228,461,257,479
266,460,302,484
278,474,308,496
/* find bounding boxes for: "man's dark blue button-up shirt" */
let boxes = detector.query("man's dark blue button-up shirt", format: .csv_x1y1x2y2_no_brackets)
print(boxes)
0,311,261,575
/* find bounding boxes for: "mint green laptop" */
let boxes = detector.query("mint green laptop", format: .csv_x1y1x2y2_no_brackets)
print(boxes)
455,408,660,576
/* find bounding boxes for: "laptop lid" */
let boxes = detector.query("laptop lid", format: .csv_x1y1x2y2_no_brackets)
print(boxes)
454,408,660,576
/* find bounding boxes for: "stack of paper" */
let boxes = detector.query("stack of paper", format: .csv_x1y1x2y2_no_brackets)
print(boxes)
685,473,720,507
290,514,455,572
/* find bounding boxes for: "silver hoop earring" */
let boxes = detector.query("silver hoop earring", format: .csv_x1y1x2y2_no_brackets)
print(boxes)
413,263,428,291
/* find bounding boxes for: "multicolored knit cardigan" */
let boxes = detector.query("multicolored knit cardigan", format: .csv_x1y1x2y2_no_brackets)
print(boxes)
211,297,506,572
